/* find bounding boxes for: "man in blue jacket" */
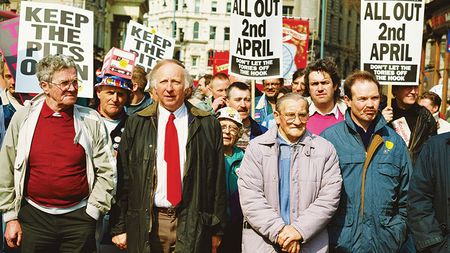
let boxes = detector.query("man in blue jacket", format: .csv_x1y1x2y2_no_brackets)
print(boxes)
408,133,450,252
321,71,412,252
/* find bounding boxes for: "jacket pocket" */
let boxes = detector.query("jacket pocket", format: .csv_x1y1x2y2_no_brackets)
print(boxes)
379,207,406,248
377,161,400,198
198,211,220,227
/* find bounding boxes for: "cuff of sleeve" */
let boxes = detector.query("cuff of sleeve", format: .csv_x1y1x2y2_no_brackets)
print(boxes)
3,210,18,223
271,223,287,244
86,203,101,220
291,223,306,243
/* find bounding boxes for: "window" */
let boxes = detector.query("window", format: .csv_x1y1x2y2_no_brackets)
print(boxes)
192,56,199,66
193,22,200,39
347,21,351,44
210,26,216,40
338,17,343,43
171,21,177,38
224,27,230,41
226,2,232,13
207,50,214,66
175,0,179,10
282,6,293,16
211,1,217,12
328,15,334,43
195,0,200,13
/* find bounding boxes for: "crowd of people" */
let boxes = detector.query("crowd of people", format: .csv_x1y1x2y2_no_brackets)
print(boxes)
0,53,448,253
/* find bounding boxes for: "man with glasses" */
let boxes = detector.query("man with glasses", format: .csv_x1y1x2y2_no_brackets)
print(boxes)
321,71,411,252
304,58,346,135
238,92,342,253
254,77,284,129
0,54,116,253
226,82,267,150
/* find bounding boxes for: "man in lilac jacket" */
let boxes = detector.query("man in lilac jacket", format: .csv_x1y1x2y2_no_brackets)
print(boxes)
238,93,342,253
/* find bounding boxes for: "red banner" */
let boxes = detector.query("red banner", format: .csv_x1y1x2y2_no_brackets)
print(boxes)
212,50,230,75
0,17,19,81
282,18,309,78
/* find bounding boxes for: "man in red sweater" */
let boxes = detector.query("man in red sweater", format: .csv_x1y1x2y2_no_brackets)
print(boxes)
0,55,116,253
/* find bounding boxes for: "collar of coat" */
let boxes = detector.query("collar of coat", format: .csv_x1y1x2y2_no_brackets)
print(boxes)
137,100,210,118
255,126,314,157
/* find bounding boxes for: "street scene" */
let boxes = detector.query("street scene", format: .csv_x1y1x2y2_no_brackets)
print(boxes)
0,0,449,252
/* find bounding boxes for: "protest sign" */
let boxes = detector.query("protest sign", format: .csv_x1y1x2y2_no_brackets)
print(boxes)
16,2,94,97
229,0,283,79
361,0,425,85
212,50,230,75
282,17,309,80
0,17,19,80
123,20,175,73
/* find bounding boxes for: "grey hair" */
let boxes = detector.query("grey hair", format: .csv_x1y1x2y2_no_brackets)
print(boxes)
36,54,77,82
276,92,309,112
146,59,192,90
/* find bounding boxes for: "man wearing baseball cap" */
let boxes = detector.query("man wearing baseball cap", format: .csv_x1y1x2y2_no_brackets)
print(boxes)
216,107,245,253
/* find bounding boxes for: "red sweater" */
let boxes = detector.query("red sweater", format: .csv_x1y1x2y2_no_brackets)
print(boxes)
306,110,344,135
26,102,89,208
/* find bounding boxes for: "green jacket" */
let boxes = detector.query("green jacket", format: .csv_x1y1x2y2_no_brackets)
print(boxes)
109,101,227,253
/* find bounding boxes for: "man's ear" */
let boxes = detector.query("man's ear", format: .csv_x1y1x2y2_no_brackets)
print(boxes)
432,105,439,114
274,110,281,125
40,81,50,94
132,82,139,92
344,95,351,107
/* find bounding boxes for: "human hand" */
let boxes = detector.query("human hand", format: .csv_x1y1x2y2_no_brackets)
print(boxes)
282,240,301,253
211,235,222,253
382,106,393,123
5,220,22,248
112,233,127,250
277,225,302,250
212,96,226,111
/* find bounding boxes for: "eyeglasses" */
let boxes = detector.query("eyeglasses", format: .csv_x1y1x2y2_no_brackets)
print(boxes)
280,112,309,123
221,124,240,136
48,79,80,90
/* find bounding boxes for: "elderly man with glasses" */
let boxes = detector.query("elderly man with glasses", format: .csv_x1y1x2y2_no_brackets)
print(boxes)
238,92,342,253
0,54,116,253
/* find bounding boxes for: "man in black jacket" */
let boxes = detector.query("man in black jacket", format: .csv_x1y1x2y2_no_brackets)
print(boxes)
408,133,450,252
109,59,226,253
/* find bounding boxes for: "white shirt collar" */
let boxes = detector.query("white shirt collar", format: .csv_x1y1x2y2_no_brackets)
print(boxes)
158,103,188,120
309,103,340,120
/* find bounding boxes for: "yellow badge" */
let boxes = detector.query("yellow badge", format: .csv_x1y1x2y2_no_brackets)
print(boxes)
119,59,129,68
150,27,157,34
385,141,394,150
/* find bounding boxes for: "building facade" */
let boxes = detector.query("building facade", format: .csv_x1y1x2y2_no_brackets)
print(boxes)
147,0,232,78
